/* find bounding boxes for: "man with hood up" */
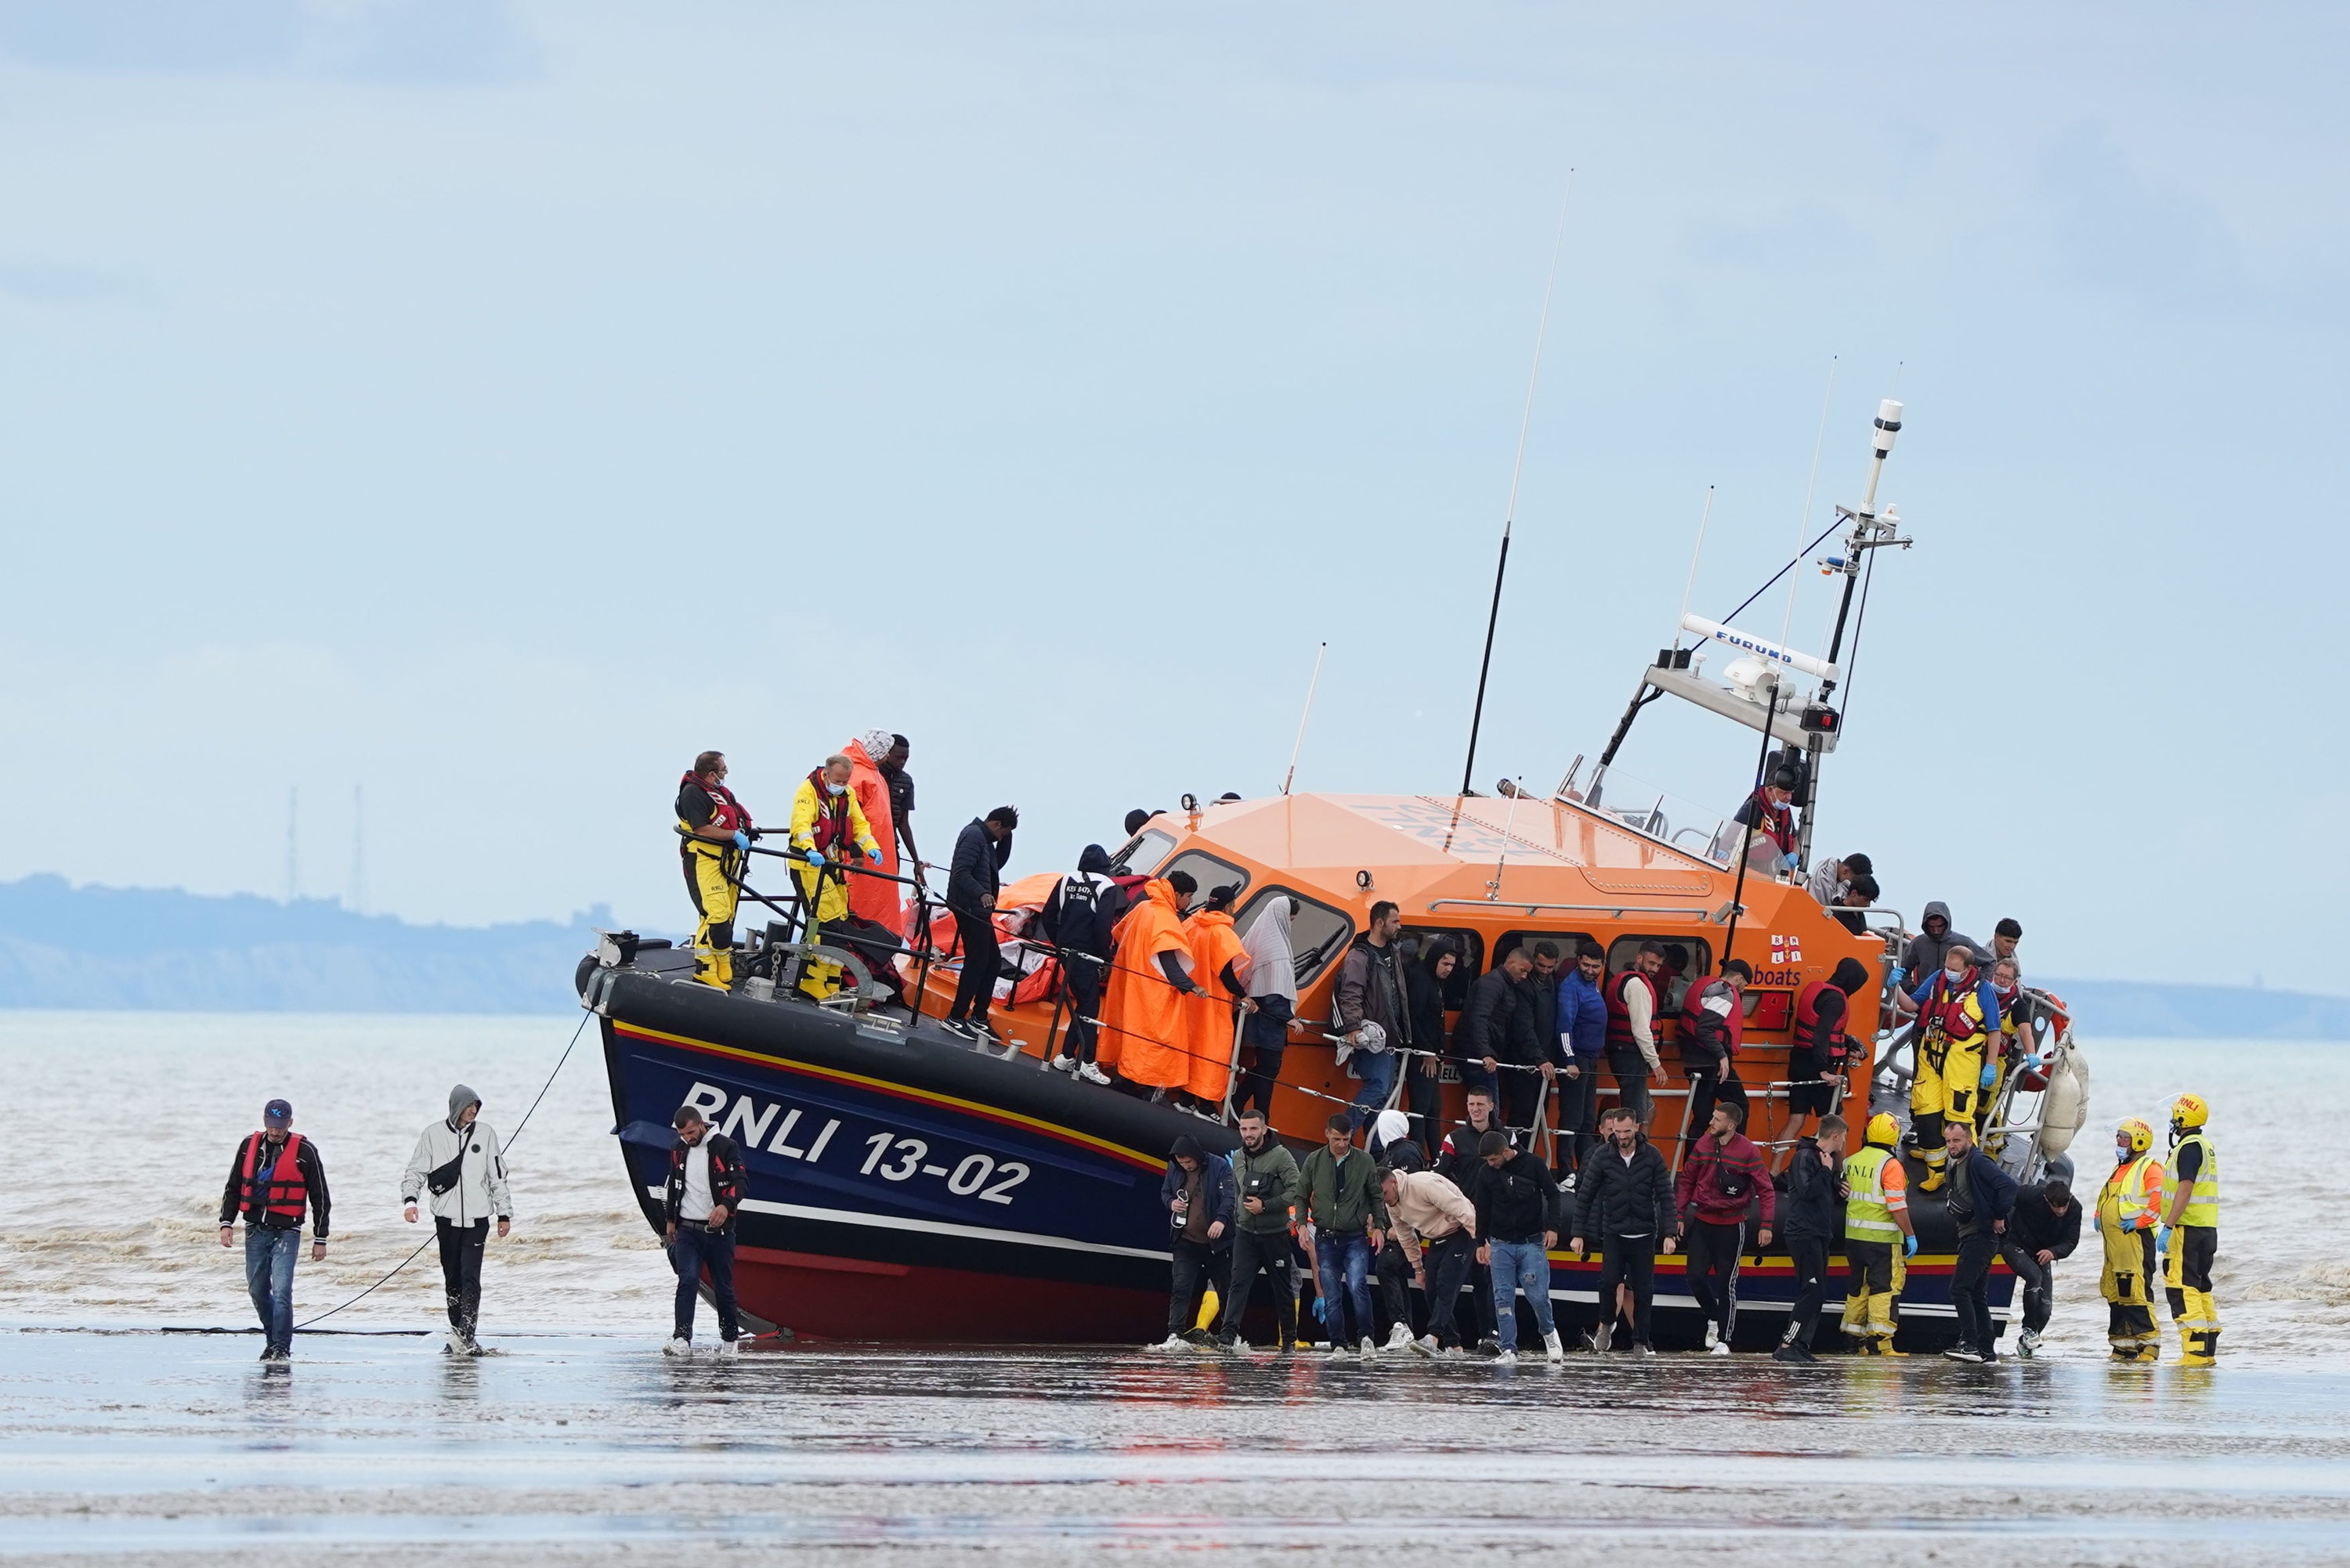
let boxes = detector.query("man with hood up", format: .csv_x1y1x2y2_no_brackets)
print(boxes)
1891,901,1979,1017
841,729,906,938
402,1084,513,1356
1787,957,1872,1143
1098,871,1202,1087
1041,844,1126,1082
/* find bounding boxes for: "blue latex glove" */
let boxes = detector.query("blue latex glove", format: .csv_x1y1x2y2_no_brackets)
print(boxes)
2119,1215,2139,1233
2157,1224,2172,1255
1904,1235,1918,1259
1311,1296,1327,1325
1781,850,1801,870
732,830,751,851
2022,1053,2048,1073
1980,1063,1998,1089
805,847,826,868
1889,966,1907,992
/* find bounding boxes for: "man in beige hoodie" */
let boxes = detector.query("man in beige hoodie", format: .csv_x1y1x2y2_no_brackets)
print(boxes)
1379,1165,1479,1357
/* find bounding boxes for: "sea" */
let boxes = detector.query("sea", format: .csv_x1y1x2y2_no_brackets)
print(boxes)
2,1012,2346,1566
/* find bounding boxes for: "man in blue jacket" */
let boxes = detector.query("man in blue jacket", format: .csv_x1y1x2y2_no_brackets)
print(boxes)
1554,940,1609,1173
1940,1118,2019,1363
1152,1134,1234,1352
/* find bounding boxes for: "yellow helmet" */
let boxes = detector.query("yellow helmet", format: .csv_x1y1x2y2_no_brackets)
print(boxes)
2117,1117,2154,1154
1865,1112,1900,1148
2171,1092,2209,1130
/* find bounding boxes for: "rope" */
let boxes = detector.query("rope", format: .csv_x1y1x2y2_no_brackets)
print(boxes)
289,1009,591,1331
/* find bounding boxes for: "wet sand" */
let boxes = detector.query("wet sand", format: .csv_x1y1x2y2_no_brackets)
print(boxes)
3,1333,2348,1565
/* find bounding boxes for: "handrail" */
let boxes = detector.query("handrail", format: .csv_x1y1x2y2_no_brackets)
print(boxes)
1423,898,1719,922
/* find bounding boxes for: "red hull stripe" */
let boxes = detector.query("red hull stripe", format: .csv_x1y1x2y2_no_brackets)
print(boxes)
613,1019,1162,1172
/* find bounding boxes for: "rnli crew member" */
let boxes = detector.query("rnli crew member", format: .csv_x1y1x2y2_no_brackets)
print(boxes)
2096,1117,2167,1363
1040,844,1126,1083
842,729,906,938
1603,942,1668,1127
1238,896,1307,1116
942,805,1018,1039
1215,1108,1300,1353
1334,902,1413,1133
400,1083,512,1357
1679,959,1752,1147
1459,947,1530,1111
1152,1134,1235,1351
1731,766,1801,875
1839,1111,1915,1356
1098,870,1204,1089
788,756,888,1004
1180,884,1252,1115
1774,1112,1847,1363
676,750,754,989
1940,1118,2019,1363
1675,1100,1773,1353
1554,940,1610,1169
1787,957,1870,1145
1982,956,2039,1121
1570,1104,1676,1356
663,1104,746,1356
2002,1176,2080,1360
1906,945,1998,1191
217,1098,331,1364
2163,1092,2222,1365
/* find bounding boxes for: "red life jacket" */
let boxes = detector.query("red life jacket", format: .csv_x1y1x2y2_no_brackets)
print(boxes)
1603,969,1661,1054
677,772,750,836
1793,977,1848,1062
238,1133,308,1223
804,768,856,854
1680,978,1744,1059
1924,967,1990,1048
1744,789,1796,854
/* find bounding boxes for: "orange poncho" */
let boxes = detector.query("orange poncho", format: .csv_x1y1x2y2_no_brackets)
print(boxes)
841,738,902,936
1181,908,1248,1104
1098,878,1190,1086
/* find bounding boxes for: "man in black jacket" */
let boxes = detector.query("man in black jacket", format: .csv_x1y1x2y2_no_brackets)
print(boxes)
1435,1089,1515,1350
1774,1114,1848,1363
1041,844,1126,1081
1506,941,1564,1142
1469,1131,1564,1363
1459,948,1530,1115
1569,1105,1674,1354
2003,1177,2081,1359
945,806,1018,1042
1940,1118,2019,1363
217,1097,331,1364
663,1105,747,1355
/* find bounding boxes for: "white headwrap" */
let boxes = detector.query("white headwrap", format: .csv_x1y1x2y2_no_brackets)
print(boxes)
1239,897,1297,1004
857,728,894,763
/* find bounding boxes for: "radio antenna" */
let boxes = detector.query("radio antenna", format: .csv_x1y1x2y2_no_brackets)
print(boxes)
1280,641,1329,797
1459,175,1573,798
1672,485,1716,649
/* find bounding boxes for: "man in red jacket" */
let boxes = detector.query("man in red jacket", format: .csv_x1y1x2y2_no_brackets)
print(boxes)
1674,1101,1774,1354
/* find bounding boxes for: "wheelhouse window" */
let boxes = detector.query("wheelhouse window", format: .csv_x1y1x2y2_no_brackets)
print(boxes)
1113,829,1177,878
1155,851,1250,912
1235,887,1354,990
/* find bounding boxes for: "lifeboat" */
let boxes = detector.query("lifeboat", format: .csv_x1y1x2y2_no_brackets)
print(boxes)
582,397,2089,1351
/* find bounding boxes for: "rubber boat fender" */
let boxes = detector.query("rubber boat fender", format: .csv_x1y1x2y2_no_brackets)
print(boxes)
2038,1056,2086,1157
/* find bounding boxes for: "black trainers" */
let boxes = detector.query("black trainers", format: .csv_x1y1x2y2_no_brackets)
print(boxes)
1772,1343,1818,1364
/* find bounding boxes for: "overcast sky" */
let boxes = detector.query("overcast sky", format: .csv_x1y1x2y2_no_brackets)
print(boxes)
2,2,2342,988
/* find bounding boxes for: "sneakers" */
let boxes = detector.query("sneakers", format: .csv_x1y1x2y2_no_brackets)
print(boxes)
1411,1335,1440,1359
1702,1321,1720,1352
1437,1345,1466,1360
662,1336,692,1357
1144,1334,1186,1353
1542,1330,1564,1364
1213,1333,1245,1354
1708,1341,1732,1357
2016,1328,2042,1360
1048,1054,1079,1074
1326,1342,1351,1361
1631,1342,1655,1358
1476,1335,1502,1358
1772,1343,1818,1364
1495,1349,1518,1365
1383,1323,1415,1353
258,1344,279,1363
1077,1063,1113,1086
1358,1336,1377,1359
1591,1322,1614,1354
1180,1328,1218,1349
1943,1346,1987,1364
711,1336,739,1357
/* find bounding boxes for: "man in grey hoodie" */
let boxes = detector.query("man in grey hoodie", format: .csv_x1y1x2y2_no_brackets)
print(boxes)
1892,901,1978,1014
402,1084,513,1355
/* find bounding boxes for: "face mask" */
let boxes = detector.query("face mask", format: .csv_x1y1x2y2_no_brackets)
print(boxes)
826,782,845,797
1946,969,1965,985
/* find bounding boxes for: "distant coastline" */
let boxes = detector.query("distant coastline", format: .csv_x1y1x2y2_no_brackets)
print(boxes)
1,876,2342,1036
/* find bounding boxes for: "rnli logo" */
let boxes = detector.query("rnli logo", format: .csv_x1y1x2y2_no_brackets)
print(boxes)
1769,933,1802,965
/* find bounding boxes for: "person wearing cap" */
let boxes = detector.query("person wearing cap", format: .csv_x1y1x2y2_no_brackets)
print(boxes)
217,1099,331,1364
1731,767,1801,876
400,1084,514,1357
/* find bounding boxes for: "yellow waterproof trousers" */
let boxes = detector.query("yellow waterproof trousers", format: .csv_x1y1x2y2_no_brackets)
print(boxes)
1910,1036,1983,1186
794,862,852,999
1839,1239,1907,1353
2102,1223,2161,1361
2164,1225,2221,1365
682,847,740,988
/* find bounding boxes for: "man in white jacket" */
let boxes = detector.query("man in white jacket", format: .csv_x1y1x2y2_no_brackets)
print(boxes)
401,1084,513,1355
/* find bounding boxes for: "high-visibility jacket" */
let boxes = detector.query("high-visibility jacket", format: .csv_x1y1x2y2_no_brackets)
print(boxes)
2099,1151,2165,1234
1844,1143,1907,1241
1918,967,1992,1057
2170,1133,2219,1228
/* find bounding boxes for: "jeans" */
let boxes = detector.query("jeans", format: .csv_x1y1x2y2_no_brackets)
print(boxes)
1784,1233,1829,1348
1219,1227,1296,1346
1347,1052,1397,1132
669,1223,740,1342
1168,1236,1230,1336
1486,1237,1554,1350
1996,1241,2052,1332
949,911,1000,1023
1313,1230,1374,1345
1952,1231,1997,1354
435,1217,487,1336
1420,1230,1478,1348
1596,1234,1657,1346
1683,1219,1745,1340
243,1225,300,1351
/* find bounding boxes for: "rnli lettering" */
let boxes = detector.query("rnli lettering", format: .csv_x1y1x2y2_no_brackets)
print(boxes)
678,1081,1030,1206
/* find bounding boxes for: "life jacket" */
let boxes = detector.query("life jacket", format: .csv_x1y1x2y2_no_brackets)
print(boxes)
802,768,855,854
1843,1144,1901,1240
1603,969,1661,1054
676,772,749,854
238,1133,309,1223
2170,1133,2219,1228
1920,967,1990,1059
1744,789,1796,854
1679,978,1743,1060
1792,978,1848,1062
2099,1151,2164,1234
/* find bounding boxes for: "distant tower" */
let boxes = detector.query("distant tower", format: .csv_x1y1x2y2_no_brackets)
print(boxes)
286,786,299,902
349,784,367,914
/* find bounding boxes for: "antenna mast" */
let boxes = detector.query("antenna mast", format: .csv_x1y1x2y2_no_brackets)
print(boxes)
1281,642,1328,797
1459,179,1572,797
